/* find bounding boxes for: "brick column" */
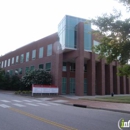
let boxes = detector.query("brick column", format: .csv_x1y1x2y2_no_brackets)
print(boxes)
66,62,70,94
120,76,126,94
75,22,84,96
113,63,120,94
87,53,96,95
96,59,105,95
54,53,63,95
105,64,113,95
126,78,130,94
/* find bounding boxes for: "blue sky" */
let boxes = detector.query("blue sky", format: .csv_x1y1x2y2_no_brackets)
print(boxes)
0,0,128,55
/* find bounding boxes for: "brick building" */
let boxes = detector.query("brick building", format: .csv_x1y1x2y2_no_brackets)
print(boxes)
0,15,130,96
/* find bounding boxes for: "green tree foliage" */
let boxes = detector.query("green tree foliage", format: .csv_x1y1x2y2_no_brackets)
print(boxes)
21,69,53,89
92,2,130,76
92,13,130,65
0,69,22,90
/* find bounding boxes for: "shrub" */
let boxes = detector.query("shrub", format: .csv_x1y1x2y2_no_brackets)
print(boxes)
21,69,53,90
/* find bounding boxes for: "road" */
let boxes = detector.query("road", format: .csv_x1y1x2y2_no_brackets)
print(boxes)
0,92,129,130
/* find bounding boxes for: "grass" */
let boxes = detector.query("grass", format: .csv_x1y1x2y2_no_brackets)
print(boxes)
80,96,130,104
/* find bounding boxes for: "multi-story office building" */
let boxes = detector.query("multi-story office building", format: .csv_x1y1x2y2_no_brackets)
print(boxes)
0,15,130,96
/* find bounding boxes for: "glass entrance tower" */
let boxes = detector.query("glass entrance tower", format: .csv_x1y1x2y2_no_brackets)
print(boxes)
58,15,92,51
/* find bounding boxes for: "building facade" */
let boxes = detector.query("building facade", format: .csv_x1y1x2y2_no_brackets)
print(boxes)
0,15,130,96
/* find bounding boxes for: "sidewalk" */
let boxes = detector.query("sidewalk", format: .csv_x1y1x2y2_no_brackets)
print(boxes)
49,95,130,114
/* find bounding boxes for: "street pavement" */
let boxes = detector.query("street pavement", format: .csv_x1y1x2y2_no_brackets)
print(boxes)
0,91,130,130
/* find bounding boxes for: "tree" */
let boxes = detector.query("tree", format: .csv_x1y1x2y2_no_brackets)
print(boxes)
21,69,53,90
92,13,130,64
92,2,130,76
118,0,130,10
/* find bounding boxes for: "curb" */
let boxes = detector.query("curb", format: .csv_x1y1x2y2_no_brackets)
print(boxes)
63,103,130,114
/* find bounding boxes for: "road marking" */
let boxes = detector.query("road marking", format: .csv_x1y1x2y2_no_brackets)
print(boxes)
23,100,32,102
0,100,10,103
13,100,22,102
52,100,68,103
48,103,60,106
0,104,10,108
37,103,50,106
26,103,39,106
13,104,25,107
31,100,42,102
9,107,77,130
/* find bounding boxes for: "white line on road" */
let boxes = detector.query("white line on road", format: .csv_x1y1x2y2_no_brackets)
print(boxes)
37,103,50,106
23,100,32,102
48,103,60,106
26,103,39,106
13,100,22,102
0,100,10,103
13,104,25,107
31,100,42,102
0,104,11,108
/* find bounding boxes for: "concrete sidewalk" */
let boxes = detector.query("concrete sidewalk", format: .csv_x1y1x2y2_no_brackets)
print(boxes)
49,95,130,114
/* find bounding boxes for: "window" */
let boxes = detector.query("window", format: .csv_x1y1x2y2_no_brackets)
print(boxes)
62,62,67,71
45,63,51,71
19,68,22,74
25,67,29,73
1,61,3,68
10,70,13,76
30,66,35,71
8,59,10,66
70,63,75,71
12,57,14,64
47,44,52,56
84,64,87,72
39,64,44,69
32,50,36,60
15,69,18,74
7,70,10,74
20,54,24,63
26,52,29,62
16,56,19,63
39,47,43,58
4,60,7,67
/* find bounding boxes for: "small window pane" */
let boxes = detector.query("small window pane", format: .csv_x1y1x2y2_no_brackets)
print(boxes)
8,59,10,66
70,63,75,71
1,61,3,68
25,67,29,73
16,56,19,63
26,52,29,62
32,50,36,60
19,68,23,74
12,57,14,64
20,54,24,63
4,60,7,67
30,66,35,71
47,44,52,56
39,64,44,69
39,47,43,58
46,63,51,71
62,62,66,71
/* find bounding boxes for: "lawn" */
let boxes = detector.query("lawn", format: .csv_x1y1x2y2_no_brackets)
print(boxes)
80,96,130,104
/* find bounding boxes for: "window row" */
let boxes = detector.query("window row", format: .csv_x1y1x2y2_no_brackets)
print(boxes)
62,62,87,72
0,44,52,68
6,63,51,75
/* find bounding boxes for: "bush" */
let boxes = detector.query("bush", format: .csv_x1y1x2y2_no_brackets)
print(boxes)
21,69,53,90
0,70,23,91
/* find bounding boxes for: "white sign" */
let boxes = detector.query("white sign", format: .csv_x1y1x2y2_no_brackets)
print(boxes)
32,85,58,96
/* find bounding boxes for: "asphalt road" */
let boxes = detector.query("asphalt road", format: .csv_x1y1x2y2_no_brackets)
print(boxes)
0,92,129,130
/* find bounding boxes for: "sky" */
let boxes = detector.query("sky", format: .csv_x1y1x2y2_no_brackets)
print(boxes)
0,0,129,55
